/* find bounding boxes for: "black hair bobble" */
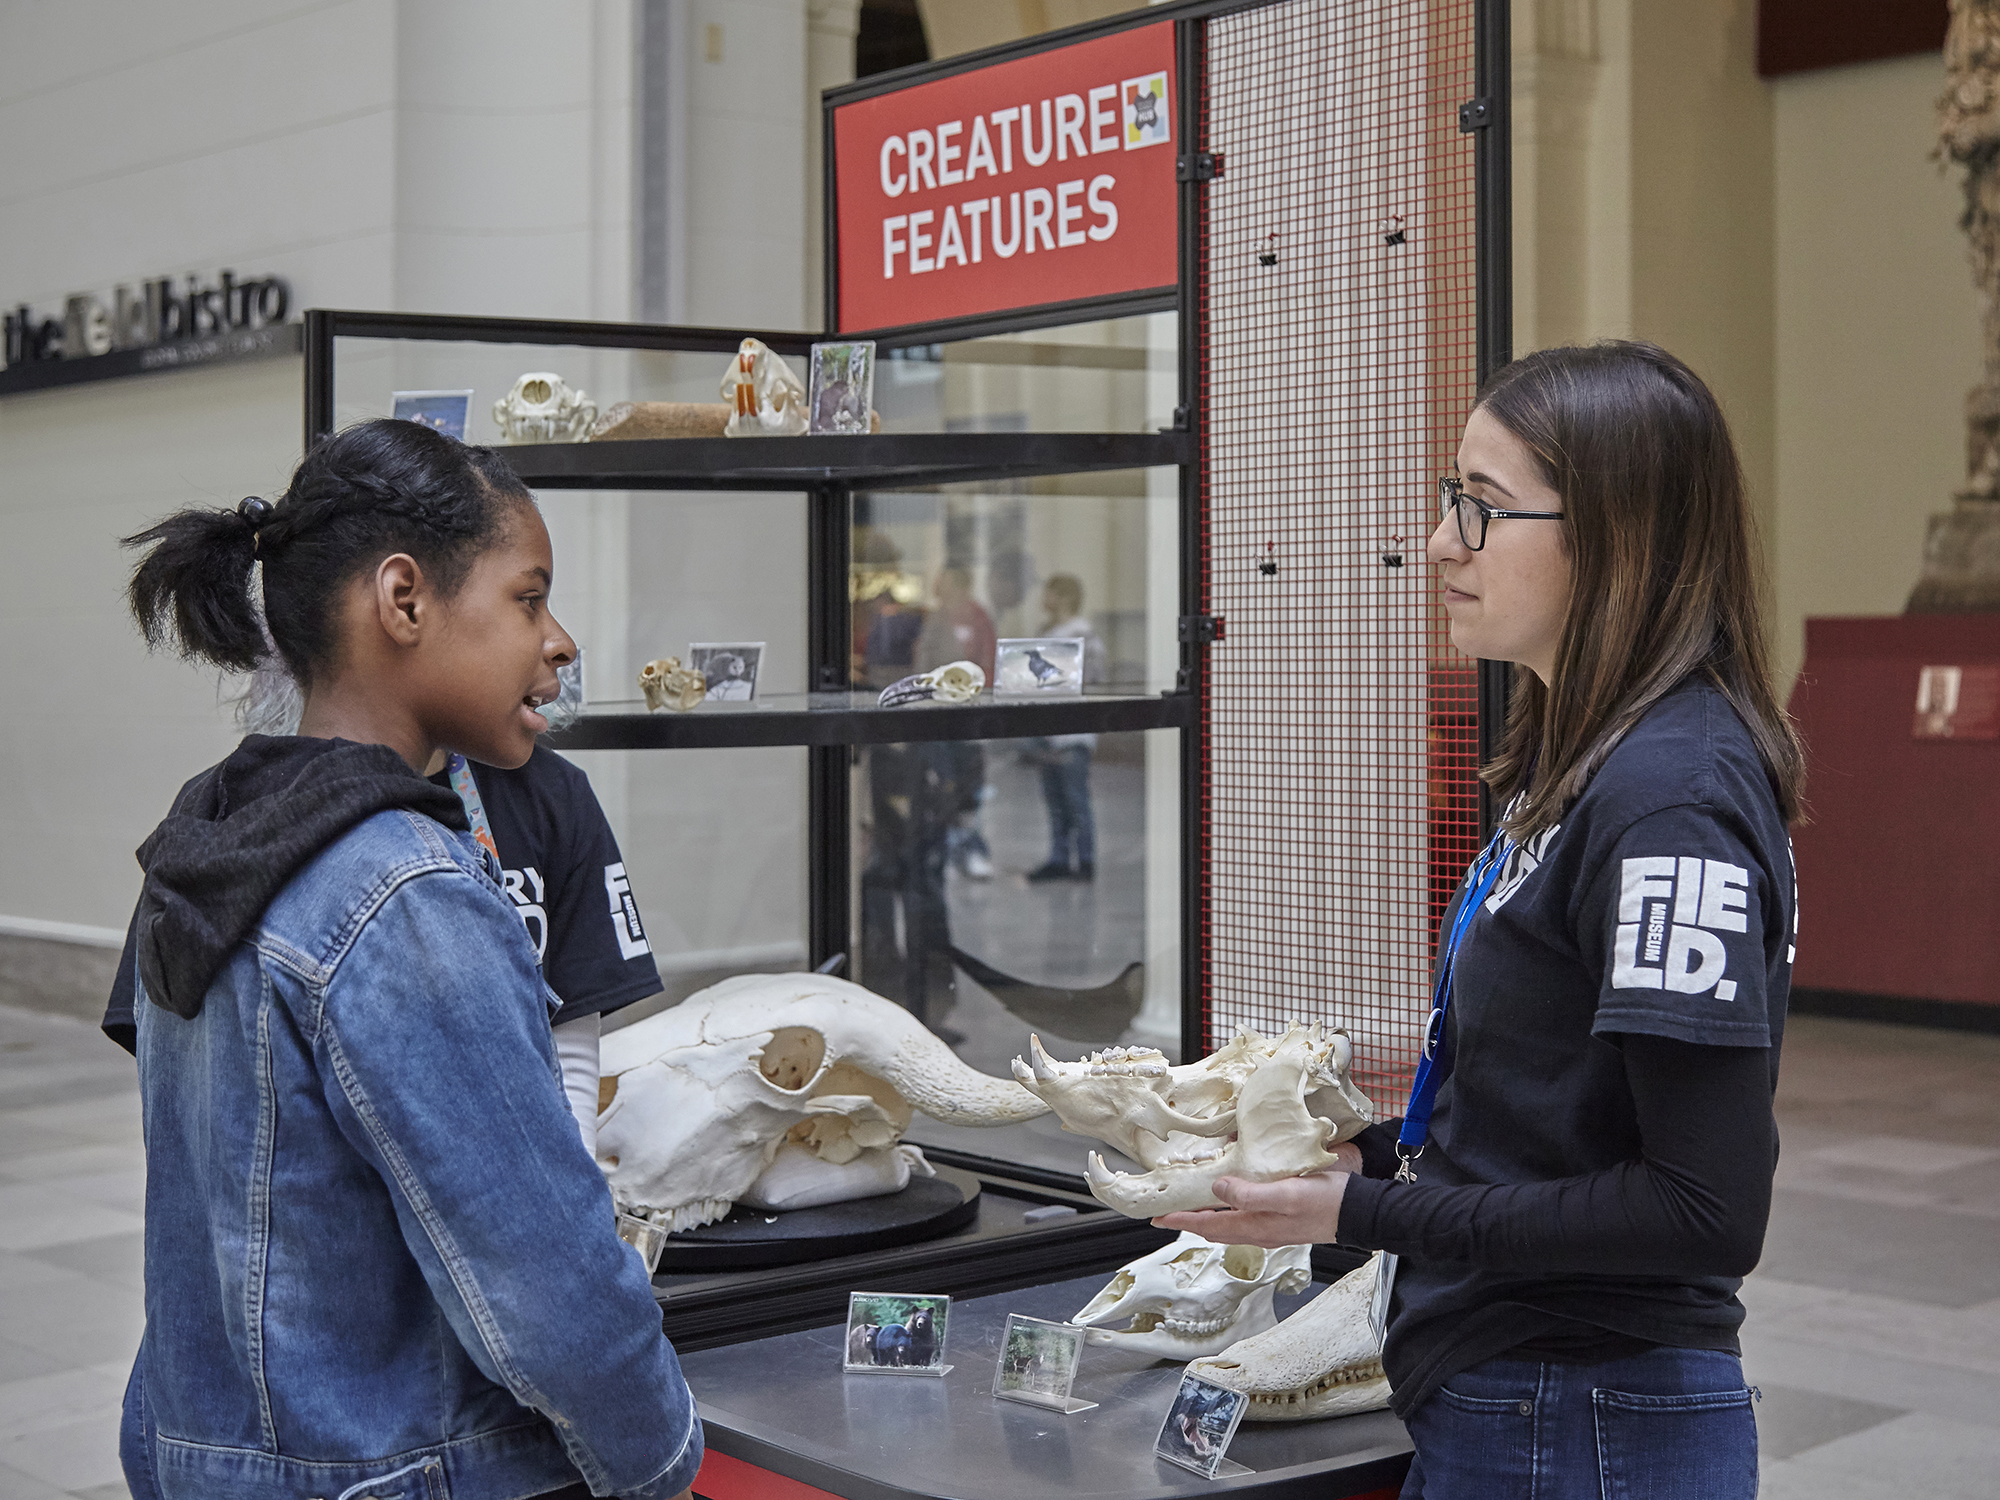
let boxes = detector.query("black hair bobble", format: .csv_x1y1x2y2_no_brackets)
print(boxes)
236,496,274,554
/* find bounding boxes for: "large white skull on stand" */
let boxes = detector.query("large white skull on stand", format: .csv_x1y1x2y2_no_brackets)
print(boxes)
1012,1025,1372,1216
1071,1232,1314,1360
598,973,1048,1233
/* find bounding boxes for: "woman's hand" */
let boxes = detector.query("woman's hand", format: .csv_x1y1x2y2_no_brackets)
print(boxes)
1151,1141,1361,1247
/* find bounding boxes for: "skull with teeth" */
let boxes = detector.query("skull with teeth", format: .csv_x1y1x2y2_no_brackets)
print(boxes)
1186,1252,1393,1420
1071,1231,1313,1360
1011,1025,1372,1216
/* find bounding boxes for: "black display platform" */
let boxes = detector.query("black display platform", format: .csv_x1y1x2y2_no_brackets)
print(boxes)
680,1271,1412,1500
657,1166,982,1271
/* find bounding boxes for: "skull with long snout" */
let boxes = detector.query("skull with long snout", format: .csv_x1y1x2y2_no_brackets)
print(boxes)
598,973,1048,1233
1012,1024,1372,1216
1071,1232,1313,1360
1186,1252,1393,1420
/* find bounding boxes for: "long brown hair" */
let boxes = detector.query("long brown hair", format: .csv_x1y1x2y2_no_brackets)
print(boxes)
1476,341,1804,838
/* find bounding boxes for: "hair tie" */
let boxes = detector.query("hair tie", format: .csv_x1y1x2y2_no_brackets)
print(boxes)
237,496,273,554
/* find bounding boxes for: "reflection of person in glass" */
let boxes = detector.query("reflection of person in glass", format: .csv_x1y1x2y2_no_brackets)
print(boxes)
1026,575,1109,884
862,567,996,1033
917,566,998,882
702,651,752,701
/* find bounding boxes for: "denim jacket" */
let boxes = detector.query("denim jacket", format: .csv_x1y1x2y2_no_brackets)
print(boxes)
126,806,702,1500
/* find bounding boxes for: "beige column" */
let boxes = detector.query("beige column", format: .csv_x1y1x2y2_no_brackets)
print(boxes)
806,0,863,329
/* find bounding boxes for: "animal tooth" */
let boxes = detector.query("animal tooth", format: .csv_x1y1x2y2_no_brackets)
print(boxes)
1030,1035,1057,1082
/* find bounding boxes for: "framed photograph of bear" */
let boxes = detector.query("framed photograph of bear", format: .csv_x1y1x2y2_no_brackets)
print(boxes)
844,1292,952,1376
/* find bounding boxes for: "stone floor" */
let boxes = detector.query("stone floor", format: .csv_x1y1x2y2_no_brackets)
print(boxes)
0,995,1994,1498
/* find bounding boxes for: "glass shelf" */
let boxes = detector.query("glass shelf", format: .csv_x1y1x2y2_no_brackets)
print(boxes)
545,688,1194,750
501,430,1191,491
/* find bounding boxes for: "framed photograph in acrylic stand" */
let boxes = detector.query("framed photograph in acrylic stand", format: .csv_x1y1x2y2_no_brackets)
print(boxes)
687,642,763,703
1154,1372,1253,1480
992,1315,1096,1414
392,389,474,440
995,637,1085,696
844,1292,952,1376
807,340,876,434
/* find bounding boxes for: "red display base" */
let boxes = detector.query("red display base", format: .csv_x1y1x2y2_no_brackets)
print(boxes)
1787,614,2000,1012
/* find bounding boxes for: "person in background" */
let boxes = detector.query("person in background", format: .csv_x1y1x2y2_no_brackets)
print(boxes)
915,565,999,882
1026,573,1109,884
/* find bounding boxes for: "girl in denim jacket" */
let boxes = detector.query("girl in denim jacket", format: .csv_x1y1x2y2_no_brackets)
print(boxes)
117,420,700,1500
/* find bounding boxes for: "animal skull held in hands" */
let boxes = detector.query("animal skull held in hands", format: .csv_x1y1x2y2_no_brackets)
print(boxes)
598,973,1049,1234
493,372,598,443
1071,1232,1313,1360
720,337,808,437
1187,1252,1392,1420
1012,1024,1372,1216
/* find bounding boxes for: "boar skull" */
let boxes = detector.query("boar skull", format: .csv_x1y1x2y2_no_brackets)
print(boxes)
1012,1024,1372,1216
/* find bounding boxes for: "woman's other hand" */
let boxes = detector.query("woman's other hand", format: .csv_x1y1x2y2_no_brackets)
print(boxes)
1151,1141,1361,1247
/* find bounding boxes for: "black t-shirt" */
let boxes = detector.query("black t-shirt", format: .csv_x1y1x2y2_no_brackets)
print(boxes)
104,744,662,1050
1338,679,1795,1414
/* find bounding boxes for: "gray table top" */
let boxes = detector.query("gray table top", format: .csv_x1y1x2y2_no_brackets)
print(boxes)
680,1273,1412,1500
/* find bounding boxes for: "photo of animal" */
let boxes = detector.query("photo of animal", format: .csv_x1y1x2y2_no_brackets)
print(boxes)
1155,1374,1249,1478
844,1293,949,1371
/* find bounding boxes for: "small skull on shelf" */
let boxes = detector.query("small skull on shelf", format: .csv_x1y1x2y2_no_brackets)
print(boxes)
493,372,598,444
639,657,707,712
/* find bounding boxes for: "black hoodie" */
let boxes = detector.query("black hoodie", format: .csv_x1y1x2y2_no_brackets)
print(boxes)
106,736,470,1051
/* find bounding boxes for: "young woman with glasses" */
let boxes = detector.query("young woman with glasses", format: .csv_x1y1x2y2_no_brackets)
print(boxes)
1161,341,1803,1500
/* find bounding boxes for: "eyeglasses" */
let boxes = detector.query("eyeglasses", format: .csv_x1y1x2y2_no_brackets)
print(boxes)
1438,476,1563,551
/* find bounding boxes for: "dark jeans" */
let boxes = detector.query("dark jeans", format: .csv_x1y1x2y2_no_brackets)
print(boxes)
1399,1347,1756,1500
1038,745,1095,867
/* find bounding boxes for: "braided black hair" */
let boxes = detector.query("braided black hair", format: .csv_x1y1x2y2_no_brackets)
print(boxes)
125,419,532,686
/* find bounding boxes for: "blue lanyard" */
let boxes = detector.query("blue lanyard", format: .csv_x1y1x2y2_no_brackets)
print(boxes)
1396,829,1512,1181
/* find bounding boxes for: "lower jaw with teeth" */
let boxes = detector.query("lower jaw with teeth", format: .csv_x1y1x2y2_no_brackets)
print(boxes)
1239,1360,1388,1408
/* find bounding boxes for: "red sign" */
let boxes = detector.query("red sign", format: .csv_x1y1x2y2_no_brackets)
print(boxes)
831,21,1178,332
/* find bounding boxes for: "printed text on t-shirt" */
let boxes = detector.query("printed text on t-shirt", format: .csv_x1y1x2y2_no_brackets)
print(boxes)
1611,856,1746,1000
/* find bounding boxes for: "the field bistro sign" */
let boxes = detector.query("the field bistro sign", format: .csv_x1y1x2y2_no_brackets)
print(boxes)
0,268,297,395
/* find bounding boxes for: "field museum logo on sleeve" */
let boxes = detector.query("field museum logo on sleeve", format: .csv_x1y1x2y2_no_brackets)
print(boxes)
1611,856,1750,1000
1124,72,1169,148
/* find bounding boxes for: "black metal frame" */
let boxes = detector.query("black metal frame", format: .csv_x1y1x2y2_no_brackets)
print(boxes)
1473,0,1514,837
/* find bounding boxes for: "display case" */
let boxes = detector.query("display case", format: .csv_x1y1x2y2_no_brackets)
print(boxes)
301,0,1506,1492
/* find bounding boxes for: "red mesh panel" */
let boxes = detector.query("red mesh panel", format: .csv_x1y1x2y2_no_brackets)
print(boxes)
1198,1,1482,1114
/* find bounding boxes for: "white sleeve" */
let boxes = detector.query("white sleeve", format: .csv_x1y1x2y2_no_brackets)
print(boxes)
551,1011,602,1157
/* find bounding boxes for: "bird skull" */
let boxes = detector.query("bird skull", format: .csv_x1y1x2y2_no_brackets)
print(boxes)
598,973,1048,1234
1187,1252,1392,1420
1012,1025,1372,1216
1071,1231,1313,1359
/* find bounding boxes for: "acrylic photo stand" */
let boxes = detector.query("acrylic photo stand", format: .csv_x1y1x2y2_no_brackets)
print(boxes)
991,1314,1097,1415
1154,1372,1255,1481
842,1292,954,1377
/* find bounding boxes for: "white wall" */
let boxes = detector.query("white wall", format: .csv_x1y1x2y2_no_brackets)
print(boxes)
0,0,820,964
1771,53,1983,687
